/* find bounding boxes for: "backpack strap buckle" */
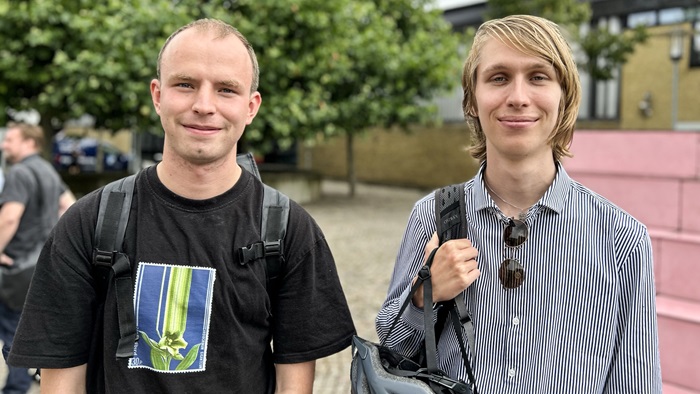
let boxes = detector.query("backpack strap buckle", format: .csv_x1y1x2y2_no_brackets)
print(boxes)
93,249,115,268
264,240,283,259
238,243,264,265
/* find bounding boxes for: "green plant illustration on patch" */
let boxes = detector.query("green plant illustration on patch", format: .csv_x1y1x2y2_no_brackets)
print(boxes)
138,266,201,371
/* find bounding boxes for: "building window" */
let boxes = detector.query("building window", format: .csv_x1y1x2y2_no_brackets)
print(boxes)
691,21,700,67
579,17,622,121
660,8,685,24
628,11,656,27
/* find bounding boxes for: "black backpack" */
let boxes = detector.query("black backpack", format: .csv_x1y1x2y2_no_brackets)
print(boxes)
91,152,290,359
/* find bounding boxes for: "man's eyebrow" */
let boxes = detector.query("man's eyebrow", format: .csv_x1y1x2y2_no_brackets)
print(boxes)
218,79,243,89
165,74,244,89
480,61,554,74
167,73,195,82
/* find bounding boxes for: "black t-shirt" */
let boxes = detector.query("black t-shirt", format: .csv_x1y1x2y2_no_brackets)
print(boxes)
9,166,355,393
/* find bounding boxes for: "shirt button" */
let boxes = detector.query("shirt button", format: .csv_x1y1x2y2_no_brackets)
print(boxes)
508,368,516,378
512,316,520,326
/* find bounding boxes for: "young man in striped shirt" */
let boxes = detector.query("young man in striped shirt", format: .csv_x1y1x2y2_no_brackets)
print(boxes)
376,14,661,393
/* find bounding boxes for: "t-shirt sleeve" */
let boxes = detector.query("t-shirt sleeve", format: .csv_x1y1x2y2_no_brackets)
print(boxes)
8,190,101,368
271,202,356,364
0,165,33,206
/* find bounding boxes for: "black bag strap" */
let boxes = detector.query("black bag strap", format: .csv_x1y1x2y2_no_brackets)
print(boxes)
380,248,473,393
434,183,478,393
92,174,136,359
237,153,290,292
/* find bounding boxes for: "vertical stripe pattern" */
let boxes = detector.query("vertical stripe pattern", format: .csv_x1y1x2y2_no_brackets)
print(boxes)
375,163,662,393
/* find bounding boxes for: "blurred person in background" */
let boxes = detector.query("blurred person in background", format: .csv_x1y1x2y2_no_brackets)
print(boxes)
0,121,75,394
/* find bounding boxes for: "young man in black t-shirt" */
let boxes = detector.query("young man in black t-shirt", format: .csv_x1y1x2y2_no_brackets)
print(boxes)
9,19,355,393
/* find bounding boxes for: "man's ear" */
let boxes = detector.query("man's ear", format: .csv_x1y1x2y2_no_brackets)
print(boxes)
246,92,262,125
150,79,162,115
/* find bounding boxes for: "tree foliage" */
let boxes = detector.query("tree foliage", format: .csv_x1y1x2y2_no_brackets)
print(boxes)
0,0,461,158
0,0,195,135
485,0,648,81
225,0,461,153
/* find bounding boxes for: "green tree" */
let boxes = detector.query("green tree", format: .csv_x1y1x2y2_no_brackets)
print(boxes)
1,0,461,195
485,0,648,81
225,0,461,195
0,0,193,140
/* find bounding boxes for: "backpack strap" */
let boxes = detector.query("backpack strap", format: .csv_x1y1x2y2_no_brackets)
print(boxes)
236,151,261,179
93,174,136,359
236,153,290,292
435,183,467,245
434,183,477,391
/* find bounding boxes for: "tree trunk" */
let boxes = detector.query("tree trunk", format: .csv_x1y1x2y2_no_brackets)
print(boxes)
346,133,356,197
39,115,55,160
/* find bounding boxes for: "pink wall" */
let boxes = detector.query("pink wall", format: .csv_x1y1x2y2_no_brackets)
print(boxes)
563,130,700,393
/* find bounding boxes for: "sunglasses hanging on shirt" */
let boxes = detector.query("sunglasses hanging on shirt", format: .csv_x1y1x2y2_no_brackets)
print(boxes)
499,218,528,289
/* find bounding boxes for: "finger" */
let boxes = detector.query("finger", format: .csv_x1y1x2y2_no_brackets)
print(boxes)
424,232,439,262
464,268,481,288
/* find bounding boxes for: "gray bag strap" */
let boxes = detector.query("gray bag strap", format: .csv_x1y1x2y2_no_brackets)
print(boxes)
236,153,290,291
93,174,137,359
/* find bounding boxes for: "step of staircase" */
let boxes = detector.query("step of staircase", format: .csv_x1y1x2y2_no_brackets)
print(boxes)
664,382,699,394
657,295,700,392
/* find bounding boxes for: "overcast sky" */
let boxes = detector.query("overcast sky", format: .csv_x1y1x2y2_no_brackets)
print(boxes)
435,0,484,10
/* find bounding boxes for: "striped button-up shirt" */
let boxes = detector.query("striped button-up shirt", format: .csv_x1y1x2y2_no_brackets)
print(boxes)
376,163,662,393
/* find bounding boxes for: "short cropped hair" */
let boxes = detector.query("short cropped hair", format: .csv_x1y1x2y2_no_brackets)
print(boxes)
7,122,44,152
156,18,260,94
461,15,581,162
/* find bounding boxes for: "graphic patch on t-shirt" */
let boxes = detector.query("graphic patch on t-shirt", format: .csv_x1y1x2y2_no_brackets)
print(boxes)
128,263,216,373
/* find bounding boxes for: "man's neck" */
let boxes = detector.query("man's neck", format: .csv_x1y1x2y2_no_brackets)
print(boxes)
10,151,37,165
155,155,242,200
483,157,557,217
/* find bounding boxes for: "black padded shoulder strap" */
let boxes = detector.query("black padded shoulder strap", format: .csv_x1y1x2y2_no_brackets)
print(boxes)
261,184,289,283
236,151,261,179
435,183,467,244
434,182,478,392
94,175,136,254
236,153,290,290
93,174,137,359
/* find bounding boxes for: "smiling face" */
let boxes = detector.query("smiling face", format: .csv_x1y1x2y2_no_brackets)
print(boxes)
150,26,261,168
474,38,562,163
461,15,581,163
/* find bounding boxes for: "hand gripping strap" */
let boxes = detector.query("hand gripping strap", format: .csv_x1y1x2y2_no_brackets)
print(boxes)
434,183,478,393
93,174,137,359
380,248,471,393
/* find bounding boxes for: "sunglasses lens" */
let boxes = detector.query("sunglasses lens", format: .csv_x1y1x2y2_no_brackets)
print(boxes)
499,259,524,289
504,219,528,247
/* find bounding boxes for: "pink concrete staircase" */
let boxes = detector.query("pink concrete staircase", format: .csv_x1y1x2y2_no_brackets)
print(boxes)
564,130,700,393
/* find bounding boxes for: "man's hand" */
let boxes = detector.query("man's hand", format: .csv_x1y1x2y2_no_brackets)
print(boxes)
412,232,480,308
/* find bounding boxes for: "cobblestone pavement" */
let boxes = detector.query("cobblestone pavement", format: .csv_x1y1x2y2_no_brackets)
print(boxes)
305,181,426,394
1,180,427,394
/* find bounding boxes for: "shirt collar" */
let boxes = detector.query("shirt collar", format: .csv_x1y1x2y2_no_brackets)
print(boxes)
472,161,572,215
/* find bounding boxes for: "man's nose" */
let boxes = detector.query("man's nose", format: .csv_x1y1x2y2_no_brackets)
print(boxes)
192,89,216,114
506,78,530,108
